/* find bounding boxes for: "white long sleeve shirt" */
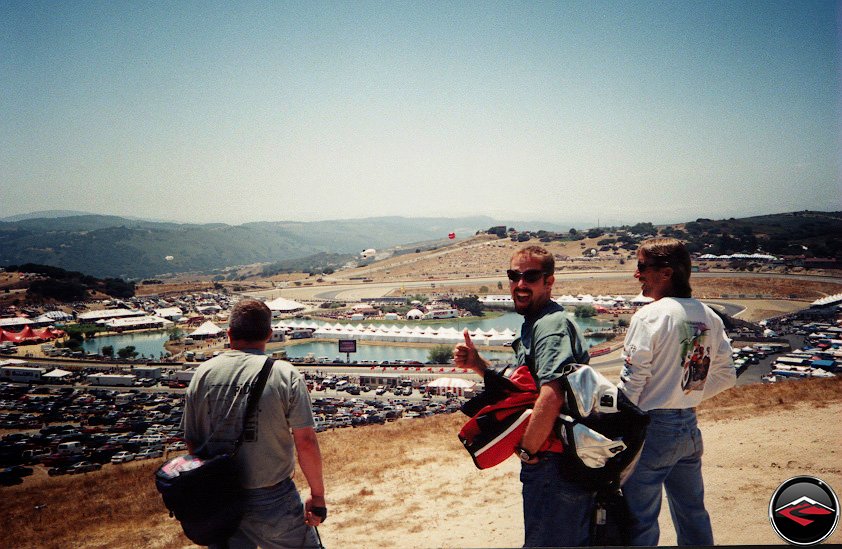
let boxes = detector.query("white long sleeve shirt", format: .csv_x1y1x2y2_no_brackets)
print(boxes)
618,297,736,411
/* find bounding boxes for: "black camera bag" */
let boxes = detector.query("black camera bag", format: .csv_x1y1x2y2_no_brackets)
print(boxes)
155,357,274,546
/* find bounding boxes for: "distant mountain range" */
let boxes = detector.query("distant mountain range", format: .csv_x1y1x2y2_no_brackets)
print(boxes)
1,210,838,279
0,213,497,279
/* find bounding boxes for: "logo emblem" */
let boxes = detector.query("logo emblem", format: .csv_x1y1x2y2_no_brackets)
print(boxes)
770,476,839,545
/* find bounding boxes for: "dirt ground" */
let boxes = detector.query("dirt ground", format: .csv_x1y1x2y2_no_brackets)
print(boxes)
312,401,842,548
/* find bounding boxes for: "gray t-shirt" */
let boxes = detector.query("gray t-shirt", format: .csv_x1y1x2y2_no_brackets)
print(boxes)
512,301,590,386
181,349,315,488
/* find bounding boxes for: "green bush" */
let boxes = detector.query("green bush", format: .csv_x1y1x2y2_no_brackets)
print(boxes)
427,344,453,364
574,305,597,318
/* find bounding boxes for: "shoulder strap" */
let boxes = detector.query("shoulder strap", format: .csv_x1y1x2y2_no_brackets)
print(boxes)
232,356,274,453
525,315,582,383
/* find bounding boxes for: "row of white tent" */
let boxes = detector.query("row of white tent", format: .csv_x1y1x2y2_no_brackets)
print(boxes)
275,319,518,346
480,294,651,307
698,253,777,261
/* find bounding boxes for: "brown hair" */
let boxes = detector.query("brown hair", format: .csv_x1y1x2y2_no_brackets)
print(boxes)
512,245,554,274
638,237,692,298
228,299,272,342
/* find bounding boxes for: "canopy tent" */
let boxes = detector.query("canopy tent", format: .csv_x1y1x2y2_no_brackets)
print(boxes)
43,368,73,381
0,326,64,344
424,377,476,396
265,297,306,313
190,321,224,339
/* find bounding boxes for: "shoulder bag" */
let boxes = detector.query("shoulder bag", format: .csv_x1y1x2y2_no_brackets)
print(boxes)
154,357,275,546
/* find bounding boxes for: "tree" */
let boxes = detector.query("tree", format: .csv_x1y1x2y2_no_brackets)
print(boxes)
407,294,428,305
450,295,484,317
428,345,453,364
574,305,597,318
117,346,138,359
101,345,114,357
65,336,83,350
167,326,184,341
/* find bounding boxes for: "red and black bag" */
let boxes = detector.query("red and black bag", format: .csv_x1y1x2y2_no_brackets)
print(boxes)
458,364,561,469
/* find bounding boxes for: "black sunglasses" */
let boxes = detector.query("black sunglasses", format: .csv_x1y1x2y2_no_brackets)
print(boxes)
506,269,548,283
637,261,667,272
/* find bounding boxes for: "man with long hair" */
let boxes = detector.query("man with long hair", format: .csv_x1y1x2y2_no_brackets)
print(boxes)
619,238,736,545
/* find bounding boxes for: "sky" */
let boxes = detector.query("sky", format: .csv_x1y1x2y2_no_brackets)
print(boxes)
1,1,839,227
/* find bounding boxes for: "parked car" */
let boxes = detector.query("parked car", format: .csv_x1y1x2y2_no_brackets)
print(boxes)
0,465,32,486
110,451,135,464
68,461,102,474
136,448,163,460
47,466,71,476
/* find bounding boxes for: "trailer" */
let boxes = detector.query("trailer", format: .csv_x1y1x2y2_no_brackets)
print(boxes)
0,365,47,383
173,369,196,382
86,374,135,387
132,366,162,380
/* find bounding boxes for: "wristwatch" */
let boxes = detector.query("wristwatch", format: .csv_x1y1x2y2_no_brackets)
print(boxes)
517,446,536,463
311,506,327,522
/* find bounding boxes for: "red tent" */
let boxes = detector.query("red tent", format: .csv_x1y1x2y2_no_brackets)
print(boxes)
34,327,65,340
0,330,21,342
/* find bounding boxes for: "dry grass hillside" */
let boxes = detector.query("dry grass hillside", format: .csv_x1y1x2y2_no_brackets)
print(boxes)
307,235,841,301
4,376,841,548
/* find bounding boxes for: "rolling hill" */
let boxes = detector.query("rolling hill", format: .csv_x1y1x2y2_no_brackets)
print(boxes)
0,210,838,280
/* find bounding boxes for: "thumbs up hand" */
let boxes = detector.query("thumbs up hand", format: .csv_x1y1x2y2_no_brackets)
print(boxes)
453,329,489,375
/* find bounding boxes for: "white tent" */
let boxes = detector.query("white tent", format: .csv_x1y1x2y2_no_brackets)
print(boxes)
265,297,306,313
406,309,424,320
43,368,73,381
190,321,224,338
425,377,476,396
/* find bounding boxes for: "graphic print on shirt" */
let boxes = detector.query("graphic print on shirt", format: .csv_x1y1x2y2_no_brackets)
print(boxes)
678,321,712,393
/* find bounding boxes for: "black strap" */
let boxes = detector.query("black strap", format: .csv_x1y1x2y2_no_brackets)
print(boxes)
232,356,275,453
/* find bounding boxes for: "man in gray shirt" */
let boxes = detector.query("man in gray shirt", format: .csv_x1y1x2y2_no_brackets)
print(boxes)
182,299,325,549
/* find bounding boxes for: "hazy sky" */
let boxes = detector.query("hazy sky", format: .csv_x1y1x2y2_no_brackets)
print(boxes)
1,1,839,227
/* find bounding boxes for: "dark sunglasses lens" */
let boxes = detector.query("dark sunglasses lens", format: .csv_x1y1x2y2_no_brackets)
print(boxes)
522,270,545,283
508,270,544,282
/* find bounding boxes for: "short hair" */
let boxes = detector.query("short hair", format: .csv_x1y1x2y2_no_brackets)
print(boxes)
512,245,554,274
638,237,692,298
228,299,272,342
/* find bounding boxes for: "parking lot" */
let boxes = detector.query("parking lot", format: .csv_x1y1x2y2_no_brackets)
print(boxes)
0,369,466,485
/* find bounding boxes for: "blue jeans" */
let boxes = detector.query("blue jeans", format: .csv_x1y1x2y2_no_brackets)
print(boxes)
210,479,320,549
520,453,595,548
622,408,713,546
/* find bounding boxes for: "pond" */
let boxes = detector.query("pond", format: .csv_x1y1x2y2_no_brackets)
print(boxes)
79,311,613,363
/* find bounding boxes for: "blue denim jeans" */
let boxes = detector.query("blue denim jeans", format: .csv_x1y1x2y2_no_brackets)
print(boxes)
210,479,320,549
520,452,595,548
622,408,713,546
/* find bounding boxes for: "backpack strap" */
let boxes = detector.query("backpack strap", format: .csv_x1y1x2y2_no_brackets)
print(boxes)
232,356,274,454
523,315,583,385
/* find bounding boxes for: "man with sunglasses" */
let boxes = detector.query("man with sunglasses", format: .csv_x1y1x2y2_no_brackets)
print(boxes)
619,238,736,546
454,245,592,547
